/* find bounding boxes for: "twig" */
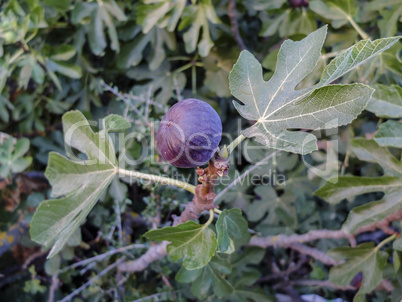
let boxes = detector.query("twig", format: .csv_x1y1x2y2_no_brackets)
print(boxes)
340,149,350,175
228,0,246,50
144,84,152,122
249,209,402,250
286,243,339,266
60,244,145,273
377,279,393,292
114,200,123,246
48,274,59,302
59,257,126,302
214,150,280,202
173,75,182,101
321,51,339,60
103,83,150,126
116,203,402,273
130,290,181,302
277,279,355,291
22,250,48,270
119,242,168,272
257,255,308,283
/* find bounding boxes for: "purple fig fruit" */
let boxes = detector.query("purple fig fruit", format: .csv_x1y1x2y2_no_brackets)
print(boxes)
288,0,308,8
156,99,222,168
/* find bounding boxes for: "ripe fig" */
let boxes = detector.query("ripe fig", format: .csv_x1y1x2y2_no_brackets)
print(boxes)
156,99,222,168
288,0,308,8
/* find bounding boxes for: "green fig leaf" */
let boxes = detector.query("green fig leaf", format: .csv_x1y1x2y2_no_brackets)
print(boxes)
144,220,217,270
30,111,118,258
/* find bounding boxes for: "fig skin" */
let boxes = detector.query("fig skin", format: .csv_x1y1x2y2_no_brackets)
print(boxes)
288,0,308,8
156,99,222,168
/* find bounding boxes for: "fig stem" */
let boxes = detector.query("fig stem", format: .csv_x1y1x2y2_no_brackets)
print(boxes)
117,168,196,194
213,208,222,215
219,134,246,158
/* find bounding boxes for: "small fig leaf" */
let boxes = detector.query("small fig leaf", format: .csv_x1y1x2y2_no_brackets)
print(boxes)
144,221,217,270
216,209,249,253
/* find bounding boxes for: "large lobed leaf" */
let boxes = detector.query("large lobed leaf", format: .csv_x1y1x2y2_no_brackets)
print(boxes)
144,220,217,270
30,111,119,258
229,26,401,154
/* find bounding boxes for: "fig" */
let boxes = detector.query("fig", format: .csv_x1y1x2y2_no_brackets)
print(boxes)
156,99,222,168
288,0,308,8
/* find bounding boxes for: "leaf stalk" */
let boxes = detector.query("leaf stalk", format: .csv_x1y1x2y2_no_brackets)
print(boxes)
347,16,370,40
375,234,397,252
117,168,196,194
219,134,245,158
205,209,215,227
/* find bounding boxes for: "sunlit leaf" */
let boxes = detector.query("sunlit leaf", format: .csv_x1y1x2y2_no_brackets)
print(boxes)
103,114,131,132
30,111,119,258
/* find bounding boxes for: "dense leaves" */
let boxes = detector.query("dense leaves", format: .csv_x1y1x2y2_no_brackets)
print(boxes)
315,137,402,233
1,0,402,301
0,136,32,178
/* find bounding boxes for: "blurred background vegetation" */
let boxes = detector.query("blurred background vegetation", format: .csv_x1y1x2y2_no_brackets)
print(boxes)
0,0,401,301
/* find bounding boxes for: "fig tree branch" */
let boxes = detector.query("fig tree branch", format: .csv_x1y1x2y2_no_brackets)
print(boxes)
228,0,246,50
59,257,126,302
118,210,402,273
103,83,150,126
249,209,402,248
286,243,339,266
275,279,355,291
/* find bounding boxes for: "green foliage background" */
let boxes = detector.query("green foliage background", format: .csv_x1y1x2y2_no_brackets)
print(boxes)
0,0,401,301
